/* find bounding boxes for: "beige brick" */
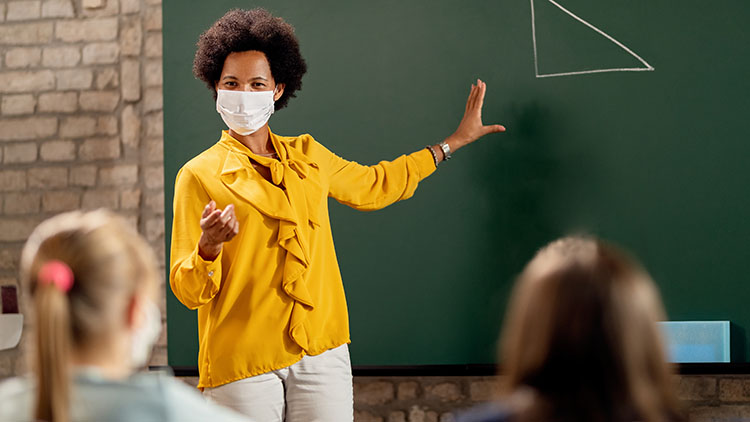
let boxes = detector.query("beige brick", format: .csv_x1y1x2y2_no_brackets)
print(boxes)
60,116,96,138
81,0,118,16
121,105,140,148
439,413,454,422
82,42,119,65
79,91,119,112
96,116,117,135
56,69,93,90
95,67,119,90
120,18,142,56
0,217,41,242
121,0,140,14
4,143,37,163
0,170,26,191
354,381,394,406
82,0,104,8
144,7,162,31
144,33,162,58
424,382,463,403
70,165,96,186
120,188,140,209
99,164,138,186
678,376,717,401
0,247,21,271
143,87,162,112
5,48,41,68
40,140,75,161
0,70,54,93
388,411,406,422
2,94,36,115
144,190,163,212
145,216,164,241
145,165,163,189
121,59,140,101
0,22,53,45
469,379,500,402
7,1,41,21
29,166,67,188
38,92,77,113
354,411,383,422
4,192,39,214
0,4,6,23
719,378,750,402
145,0,160,5
0,117,57,141
408,407,438,422
79,137,120,160
689,405,750,422
55,18,118,42
144,112,162,137
82,189,118,209
143,137,162,162
144,60,162,87
42,46,80,67
41,0,74,18
397,381,420,401
42,190,80,212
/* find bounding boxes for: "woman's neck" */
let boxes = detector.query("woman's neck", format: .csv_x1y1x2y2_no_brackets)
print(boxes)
229,125,274,155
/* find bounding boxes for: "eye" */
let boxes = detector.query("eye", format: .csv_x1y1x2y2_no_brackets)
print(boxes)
224,81,238,88
252,82,266,88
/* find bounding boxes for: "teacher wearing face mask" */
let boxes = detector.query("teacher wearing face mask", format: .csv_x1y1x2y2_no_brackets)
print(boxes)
169,8,505,422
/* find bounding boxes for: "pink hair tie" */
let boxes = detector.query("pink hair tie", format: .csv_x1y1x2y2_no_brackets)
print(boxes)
38,260,74,292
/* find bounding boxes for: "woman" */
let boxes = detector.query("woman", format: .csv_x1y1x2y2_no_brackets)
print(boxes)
457,237,685,422
170,8,505,421
0,210,247,422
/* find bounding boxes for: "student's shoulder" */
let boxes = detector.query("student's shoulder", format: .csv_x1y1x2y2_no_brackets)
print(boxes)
455,402,514,422
153,375,249,422
0,377,33,421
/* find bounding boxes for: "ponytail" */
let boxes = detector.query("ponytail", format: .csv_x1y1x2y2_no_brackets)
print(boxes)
33,261,75,422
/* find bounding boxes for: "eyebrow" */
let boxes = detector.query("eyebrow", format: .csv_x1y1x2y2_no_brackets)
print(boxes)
221,75,269,81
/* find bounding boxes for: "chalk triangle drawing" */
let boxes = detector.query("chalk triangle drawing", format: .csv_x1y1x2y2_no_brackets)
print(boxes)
530,0,654,78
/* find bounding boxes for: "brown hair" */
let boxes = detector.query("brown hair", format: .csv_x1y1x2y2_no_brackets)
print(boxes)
498,237,683,422
193,8,307,110
20,210,160,422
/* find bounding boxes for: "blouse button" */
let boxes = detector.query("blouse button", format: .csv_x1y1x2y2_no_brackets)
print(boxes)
208,271,214,277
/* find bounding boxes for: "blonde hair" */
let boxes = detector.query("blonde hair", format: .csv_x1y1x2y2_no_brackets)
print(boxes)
20,210,160,422
499,236,683,422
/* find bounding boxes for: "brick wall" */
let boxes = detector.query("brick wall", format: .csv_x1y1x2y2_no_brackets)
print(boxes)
1,2,750,422
0,0,166,375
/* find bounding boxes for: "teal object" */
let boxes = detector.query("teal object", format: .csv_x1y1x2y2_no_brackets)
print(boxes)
660,321,731,363
163,0,750,367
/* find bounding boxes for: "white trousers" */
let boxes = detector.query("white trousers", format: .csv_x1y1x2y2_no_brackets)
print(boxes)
203,344,353,422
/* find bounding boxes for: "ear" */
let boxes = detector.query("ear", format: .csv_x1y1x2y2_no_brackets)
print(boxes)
274,83,285,102
124,294,144,331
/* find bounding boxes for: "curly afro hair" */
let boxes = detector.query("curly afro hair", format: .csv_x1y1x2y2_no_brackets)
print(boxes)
193,8,307,111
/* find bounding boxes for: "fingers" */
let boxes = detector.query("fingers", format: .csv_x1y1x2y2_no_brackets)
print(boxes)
482,124,506,135
202,200,216,219
473,80,486,110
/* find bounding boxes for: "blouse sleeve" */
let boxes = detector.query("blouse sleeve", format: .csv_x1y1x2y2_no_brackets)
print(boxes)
321,143,437,211
169,166,224,310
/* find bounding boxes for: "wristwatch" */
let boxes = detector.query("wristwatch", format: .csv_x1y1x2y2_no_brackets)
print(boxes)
439,141,452,160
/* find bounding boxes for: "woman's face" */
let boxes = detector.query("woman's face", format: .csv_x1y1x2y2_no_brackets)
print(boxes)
216,50,285,102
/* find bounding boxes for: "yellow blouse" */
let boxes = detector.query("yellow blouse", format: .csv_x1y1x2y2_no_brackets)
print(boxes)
170,130,436,388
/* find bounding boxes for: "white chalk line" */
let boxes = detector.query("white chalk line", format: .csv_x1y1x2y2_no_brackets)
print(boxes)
530,0,654,78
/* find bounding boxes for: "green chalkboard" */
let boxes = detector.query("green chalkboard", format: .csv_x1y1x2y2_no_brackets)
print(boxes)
163,0,750,367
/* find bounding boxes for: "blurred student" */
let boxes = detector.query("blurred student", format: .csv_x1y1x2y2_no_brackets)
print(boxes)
458,236,685,422
0,210,248,422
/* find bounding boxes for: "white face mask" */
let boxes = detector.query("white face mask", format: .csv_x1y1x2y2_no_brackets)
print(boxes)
216,89,276,136
130,300,162,368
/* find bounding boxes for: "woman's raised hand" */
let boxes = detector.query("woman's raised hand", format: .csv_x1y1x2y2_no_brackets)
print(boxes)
198,200,239,261
445,79,505,152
